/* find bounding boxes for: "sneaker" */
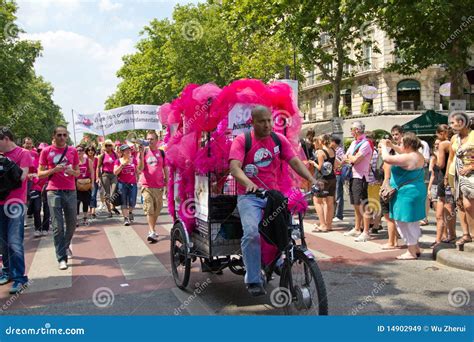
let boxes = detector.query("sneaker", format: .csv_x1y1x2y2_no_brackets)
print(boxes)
91,214,97,219
124,218,130,226
355,232,370,242
333,217,343,222
66,248,73,258
246,283,266,297
0,274,10,285
147,232,158,243
129,212,134,223
58,260,68,270
344,228,361,237
42,230,49,236
9,282,27,295
83,217,89,226
34,230,42,238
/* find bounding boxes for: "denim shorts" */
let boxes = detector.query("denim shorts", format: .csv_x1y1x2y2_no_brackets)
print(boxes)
118,182,138,209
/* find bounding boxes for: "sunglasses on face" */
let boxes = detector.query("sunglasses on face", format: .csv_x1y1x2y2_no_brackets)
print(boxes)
56,133,68,137
77,149,84,152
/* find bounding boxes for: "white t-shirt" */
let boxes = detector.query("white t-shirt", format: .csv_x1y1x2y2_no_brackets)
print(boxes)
419,140,430,165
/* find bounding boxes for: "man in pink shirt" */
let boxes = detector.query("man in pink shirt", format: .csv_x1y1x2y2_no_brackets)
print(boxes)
0,127,33,294
38,126,80,270
138,131,168,243
229,105,317,296
23,137,38,219
343,121,373,242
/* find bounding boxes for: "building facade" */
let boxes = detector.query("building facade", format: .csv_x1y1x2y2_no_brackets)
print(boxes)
299,26,473,121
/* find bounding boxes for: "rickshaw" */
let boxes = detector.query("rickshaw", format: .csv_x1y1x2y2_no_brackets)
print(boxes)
169,129,329,315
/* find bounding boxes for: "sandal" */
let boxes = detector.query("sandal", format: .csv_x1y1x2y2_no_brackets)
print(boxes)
441,237,457,244
381,244,401,250
430,241,442,249
455,234,472,246
396,253,418,260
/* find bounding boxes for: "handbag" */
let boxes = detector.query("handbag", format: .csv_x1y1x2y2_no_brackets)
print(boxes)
379,177,418,203
76,178,92,191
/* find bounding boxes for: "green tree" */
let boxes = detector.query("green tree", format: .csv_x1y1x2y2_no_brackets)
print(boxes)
107,2,296,111
0,0,65,143
0,0,41,112
223,0,378,117
376,0,474,100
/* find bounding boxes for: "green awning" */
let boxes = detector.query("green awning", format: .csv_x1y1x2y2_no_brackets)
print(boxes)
402,110,448,135
397,80,421,91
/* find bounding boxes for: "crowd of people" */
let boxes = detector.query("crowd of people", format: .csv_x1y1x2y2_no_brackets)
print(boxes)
0,111,473,296
0,126,167,293
300,112,474,259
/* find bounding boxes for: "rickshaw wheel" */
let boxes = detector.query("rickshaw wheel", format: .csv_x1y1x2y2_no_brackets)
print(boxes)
170,222,191,289
279,248,328,315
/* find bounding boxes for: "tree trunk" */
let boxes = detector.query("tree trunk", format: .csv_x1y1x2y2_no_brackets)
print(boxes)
449,41,465,102
332,80,341,118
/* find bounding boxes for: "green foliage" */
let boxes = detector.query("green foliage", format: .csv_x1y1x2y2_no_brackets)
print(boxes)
0,0,65,144
371,129,390,141
343,137,353,151
340,105,350,117
106,2,298,111
223,0,379,117
375,0,474,98
360,102,370,115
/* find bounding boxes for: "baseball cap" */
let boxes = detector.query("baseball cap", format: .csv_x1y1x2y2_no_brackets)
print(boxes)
119,144,131,151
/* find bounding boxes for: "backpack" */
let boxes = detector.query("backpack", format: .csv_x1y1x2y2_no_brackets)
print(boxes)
0,155,23,201
341,139,367,181
244,131,282,161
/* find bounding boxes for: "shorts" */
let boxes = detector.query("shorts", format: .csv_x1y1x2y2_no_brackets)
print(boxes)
349,177,368,205
118,182,137,209
368,184,381,203
316,177,336,198
142,187,164,216
430,185,439,202
436,181,446,198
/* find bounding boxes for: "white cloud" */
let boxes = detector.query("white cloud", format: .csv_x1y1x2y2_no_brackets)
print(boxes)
99,0,123,12
22,30,135,114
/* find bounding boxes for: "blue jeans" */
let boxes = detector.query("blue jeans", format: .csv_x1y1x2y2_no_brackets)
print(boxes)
47,190,77,262
90,182,99,208
335,175,344,220
0,204,28,284
237,194,267,284
118,182,137,209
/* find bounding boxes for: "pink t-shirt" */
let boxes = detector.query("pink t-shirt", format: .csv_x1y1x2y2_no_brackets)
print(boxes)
101,152,117,173
141,148,165,188
0,147,33,205
29,150,39,173
78,157,91,179
39,145,80,191
346,135,373,180
229,132,297,195
114,158,137,184
31,176,48,192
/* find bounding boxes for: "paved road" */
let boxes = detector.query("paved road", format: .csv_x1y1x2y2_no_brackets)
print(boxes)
1,199,472,316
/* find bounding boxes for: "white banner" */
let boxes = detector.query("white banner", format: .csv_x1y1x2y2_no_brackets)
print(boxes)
228,103,254,135
74,104,161,136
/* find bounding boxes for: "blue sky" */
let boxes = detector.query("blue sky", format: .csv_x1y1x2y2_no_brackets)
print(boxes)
16,0,199,140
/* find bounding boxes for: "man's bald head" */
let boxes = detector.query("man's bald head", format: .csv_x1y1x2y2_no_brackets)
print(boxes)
251,105,272,120
251,105,273,138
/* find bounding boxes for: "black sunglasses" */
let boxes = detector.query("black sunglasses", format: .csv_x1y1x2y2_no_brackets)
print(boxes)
56,133,68,137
